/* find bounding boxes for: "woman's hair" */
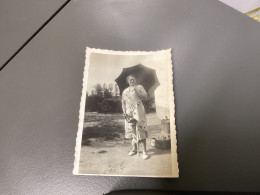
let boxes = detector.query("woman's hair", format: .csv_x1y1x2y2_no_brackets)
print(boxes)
126,75,136,83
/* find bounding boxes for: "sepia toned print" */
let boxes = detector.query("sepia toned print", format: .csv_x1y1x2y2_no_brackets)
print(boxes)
74,48,178,177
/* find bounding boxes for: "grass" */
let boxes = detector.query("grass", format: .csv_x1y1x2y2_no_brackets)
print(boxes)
82,112,125,146
81,112,164,147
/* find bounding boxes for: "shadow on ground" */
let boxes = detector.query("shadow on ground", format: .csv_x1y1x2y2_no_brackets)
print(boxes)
148,148,171,157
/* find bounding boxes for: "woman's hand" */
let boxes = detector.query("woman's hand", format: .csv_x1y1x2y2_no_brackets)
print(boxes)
134,85,147,100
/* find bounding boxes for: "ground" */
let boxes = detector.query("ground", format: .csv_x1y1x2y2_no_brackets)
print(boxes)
79,112,172,177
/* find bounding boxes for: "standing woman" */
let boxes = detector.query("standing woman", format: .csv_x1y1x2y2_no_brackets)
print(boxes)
122,75,149,160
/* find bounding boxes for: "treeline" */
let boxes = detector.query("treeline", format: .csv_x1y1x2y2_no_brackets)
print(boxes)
85,83,156,114
85,83,121,113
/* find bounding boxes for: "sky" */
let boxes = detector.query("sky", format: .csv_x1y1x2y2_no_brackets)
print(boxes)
86,53,166,93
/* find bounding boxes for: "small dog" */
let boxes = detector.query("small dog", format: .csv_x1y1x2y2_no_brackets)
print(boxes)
136,140,140,156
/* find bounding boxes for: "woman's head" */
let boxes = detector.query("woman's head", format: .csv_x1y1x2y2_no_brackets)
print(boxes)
127,75,136,86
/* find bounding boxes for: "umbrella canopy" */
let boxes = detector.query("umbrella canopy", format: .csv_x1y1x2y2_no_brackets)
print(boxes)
115,64,160,97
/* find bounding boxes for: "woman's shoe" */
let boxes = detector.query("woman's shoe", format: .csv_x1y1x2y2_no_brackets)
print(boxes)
142,152,149,160
129,149,137,156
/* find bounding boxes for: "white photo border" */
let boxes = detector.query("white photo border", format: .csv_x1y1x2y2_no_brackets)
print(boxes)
73,48,179,178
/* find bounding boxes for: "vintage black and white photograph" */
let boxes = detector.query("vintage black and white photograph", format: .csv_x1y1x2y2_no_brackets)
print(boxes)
74,48,178,177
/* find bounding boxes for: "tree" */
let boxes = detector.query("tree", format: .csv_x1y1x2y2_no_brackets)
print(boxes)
95,83,103,98
99,99,112,113
86,83,124,113
85,92,98,112
85,92,89,111
104,88,112,99
95,83,104,112
91,89,95,96
103,83,112,98
108,83,113,96
103,83,107,90
114,83,119,96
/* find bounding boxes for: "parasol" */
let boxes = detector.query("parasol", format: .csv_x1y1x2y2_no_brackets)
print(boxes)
115,64,160,97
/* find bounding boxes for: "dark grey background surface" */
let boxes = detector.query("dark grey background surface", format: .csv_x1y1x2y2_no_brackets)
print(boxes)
1,0,260,194
0,0,66,67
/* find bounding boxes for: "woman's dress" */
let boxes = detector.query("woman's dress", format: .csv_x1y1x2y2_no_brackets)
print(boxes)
122,85,147,144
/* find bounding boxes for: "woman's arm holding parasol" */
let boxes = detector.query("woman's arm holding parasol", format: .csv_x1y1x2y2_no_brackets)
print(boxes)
135,85,147,100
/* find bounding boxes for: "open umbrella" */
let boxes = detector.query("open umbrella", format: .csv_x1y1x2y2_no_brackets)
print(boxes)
115,64,160,97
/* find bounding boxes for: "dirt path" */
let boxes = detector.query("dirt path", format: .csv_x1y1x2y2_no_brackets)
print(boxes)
79,113,172,177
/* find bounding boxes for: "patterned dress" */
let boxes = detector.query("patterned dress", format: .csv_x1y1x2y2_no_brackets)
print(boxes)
122,85,148,144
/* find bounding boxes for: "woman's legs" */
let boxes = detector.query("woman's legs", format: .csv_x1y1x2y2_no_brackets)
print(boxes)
129,122,137,156
128,121,148,159
132,139,137,151
129,141,137,156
